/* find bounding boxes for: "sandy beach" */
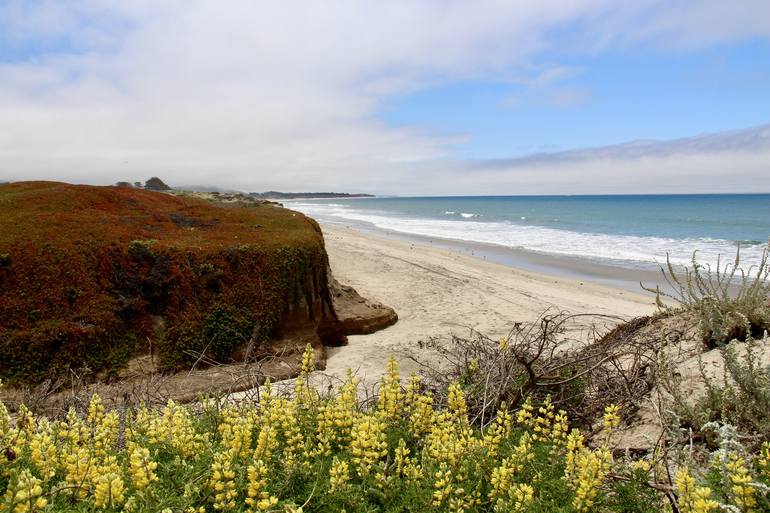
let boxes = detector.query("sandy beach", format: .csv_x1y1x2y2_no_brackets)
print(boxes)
319,223,658,385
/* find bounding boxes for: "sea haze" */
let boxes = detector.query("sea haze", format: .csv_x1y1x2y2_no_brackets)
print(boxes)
288,194,770,273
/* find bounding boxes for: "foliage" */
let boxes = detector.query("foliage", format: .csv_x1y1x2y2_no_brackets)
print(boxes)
144,177,172,191
0,181,333,383
1,350,768,513
415,312,657,429
642,244,770,347
663,336,770,450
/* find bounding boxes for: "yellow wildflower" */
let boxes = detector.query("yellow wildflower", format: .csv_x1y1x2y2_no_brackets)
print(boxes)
726,454,757,512
4,470,47,513
28,420,57,480
675,467,718,513
568,447,611,512
93,472,126,509
129,443,158,491
432,462,454,507
759,442,770,480
209,451,237,511
483,407,513,457
350,415,388,477
245,459,278,512
377,356,404,421
329,457,351,492
602,404,621,432
447,382,468,425
516,398,535,430
405,375,435,435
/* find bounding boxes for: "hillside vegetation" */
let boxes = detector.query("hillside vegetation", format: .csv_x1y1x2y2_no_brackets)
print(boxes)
0,182,335,384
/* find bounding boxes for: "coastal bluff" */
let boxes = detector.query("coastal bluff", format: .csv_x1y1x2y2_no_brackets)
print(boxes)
0,181,396,387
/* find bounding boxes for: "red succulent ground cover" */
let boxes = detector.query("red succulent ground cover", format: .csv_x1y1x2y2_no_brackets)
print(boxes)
0,182,333,384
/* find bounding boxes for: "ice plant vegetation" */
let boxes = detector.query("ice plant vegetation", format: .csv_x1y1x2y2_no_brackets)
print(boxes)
1,359,769,513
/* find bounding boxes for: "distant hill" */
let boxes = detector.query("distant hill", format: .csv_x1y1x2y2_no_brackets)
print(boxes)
250,191,374,199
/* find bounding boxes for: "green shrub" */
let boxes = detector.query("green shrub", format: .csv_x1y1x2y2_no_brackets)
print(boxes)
642,244,770,347
665,337,770,450
202,304,254,361
127,239,158,260
158,305,254,369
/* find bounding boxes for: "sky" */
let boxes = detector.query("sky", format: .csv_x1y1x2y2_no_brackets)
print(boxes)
1,1,769,195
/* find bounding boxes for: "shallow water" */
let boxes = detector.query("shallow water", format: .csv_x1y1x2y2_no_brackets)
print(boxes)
288,194,770,273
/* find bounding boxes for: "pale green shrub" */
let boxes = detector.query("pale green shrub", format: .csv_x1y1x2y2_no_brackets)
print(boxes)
643,244,770,347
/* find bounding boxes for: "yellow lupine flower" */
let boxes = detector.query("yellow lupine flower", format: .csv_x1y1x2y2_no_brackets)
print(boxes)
675,467,718,513
516,398,535,430
316,372,359,454
350,415,388,477
129,443,158,491
510,433,535,471
602,404,621,432
432,462,454,507
759,442,770,480
293,344,319,408
492,481,534,513
551,410,569,444
4,470,47,513
63,445,97,499
568,447,611,512
170,402,206,457
405,375,435,435
219,405,255,460
531,395,556,441
483,406,513,457
93,471,125,509
447,382,468,424
564,429,585,481
272,399,305,469
726,454,757,512
91,410,120,460
28,420,57,480
253,425,279,462
329,457,351,492
300,343,316,375
377,356,404,421
245,459,278,512
208,451,237,511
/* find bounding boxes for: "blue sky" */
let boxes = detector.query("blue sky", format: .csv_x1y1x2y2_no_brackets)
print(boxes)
1,1,769,194
382,39,770,159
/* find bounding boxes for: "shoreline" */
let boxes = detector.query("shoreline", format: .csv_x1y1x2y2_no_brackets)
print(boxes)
318,223,658,385
316,218,669,295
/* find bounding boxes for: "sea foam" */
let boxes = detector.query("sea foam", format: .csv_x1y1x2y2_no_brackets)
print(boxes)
289,201,767,272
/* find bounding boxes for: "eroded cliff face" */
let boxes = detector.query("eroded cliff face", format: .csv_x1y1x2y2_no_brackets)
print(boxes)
0,182,394,386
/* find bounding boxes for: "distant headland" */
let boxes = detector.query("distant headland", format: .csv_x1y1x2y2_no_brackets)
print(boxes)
114,177,374,199
250,191,374,199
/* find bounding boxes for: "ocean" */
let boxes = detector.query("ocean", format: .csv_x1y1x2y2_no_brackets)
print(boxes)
287,194,770,275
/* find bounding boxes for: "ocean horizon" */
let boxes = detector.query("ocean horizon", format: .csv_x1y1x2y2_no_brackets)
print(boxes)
288,193,770,274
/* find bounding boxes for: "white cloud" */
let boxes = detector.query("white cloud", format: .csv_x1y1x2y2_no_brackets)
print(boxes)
446,124,770,196
0,1,769,193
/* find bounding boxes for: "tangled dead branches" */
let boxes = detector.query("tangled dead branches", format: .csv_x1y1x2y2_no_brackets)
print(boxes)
412,310,682,431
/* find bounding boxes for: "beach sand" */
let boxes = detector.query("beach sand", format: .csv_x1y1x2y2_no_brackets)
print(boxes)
319,223,658,386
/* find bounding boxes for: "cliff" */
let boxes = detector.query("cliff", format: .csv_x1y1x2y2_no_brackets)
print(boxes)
0,181,385,385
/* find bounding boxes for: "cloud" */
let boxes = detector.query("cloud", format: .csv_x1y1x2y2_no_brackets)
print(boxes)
0,1,769,194
444,124,770,196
